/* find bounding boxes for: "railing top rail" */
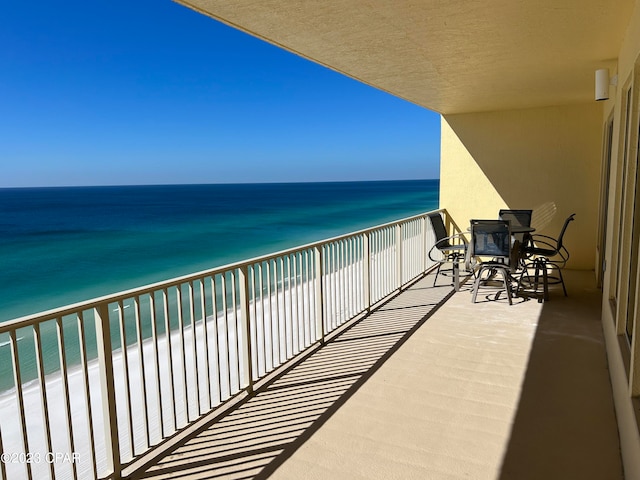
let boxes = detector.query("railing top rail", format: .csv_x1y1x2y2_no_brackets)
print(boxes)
1,208,444,331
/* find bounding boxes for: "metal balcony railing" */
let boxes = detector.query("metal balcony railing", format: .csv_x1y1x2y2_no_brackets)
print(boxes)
0,208,460,480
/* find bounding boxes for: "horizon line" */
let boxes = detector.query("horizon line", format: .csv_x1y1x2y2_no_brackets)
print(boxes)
0,177,439,190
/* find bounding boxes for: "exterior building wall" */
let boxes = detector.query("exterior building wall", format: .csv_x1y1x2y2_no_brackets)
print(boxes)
599,1,640,478
440,104,602,270
439,2,640,476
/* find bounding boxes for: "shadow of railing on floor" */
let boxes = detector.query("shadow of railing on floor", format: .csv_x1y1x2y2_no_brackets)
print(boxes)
132,278,453,480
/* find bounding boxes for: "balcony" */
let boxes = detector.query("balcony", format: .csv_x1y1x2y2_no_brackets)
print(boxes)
129,270,620,480
0,211,621,479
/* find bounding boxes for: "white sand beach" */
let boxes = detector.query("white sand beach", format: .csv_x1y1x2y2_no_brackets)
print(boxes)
0,259,375,480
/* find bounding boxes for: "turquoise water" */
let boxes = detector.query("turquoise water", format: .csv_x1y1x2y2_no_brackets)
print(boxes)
0,180,438,323
0,180,438,393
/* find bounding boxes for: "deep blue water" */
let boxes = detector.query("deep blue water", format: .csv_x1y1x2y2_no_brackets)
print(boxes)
0,180,438,322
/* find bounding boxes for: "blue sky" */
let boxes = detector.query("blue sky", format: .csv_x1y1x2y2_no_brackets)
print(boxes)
1,0,440,187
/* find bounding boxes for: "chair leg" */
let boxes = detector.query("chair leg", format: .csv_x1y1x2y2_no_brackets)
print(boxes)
527,258,553,301
453,261,461,292
501,268,513,305
433,263,443,287
533,260,541,292
542,260,549,301
472,267,512,304
558,266,568,296
518,263,535,292
471,270,482,303
517,260,543,302
516,268,525,294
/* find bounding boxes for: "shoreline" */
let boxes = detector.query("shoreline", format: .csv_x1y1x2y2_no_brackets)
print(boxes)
0,198,426,480
0,261,367,480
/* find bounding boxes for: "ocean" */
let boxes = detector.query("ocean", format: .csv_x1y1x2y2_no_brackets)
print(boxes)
0,180,438,323
0,180,440,471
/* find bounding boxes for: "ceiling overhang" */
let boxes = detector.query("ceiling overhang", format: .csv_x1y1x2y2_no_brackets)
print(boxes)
175,0,634,114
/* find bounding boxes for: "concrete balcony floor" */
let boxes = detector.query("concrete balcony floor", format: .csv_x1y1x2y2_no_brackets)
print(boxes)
132,269,622,480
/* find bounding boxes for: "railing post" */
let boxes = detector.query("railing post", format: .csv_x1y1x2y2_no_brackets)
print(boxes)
95,303,121,480
0,424,7,480
396,223,403,289
238,266,254,393
423,215,429,273
314,246,325,343
363,232,371,311
9,331,32,480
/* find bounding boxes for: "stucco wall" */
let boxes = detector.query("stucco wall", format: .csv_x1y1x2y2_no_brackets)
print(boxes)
440,103,603,270
599,2,640,479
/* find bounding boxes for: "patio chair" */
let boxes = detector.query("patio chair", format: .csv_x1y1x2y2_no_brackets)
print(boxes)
470,219,515,305
519,213,575,300
427,213,470,288
499,209,533,269
499,209,533,244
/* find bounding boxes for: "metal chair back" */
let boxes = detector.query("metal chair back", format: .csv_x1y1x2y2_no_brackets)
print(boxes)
556,213,576,251
470,219,512,260
428,213,451,249
499,209,532,228
470,219,514,305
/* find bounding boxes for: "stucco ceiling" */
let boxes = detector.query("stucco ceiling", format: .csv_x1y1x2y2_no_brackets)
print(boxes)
175,0,634,114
